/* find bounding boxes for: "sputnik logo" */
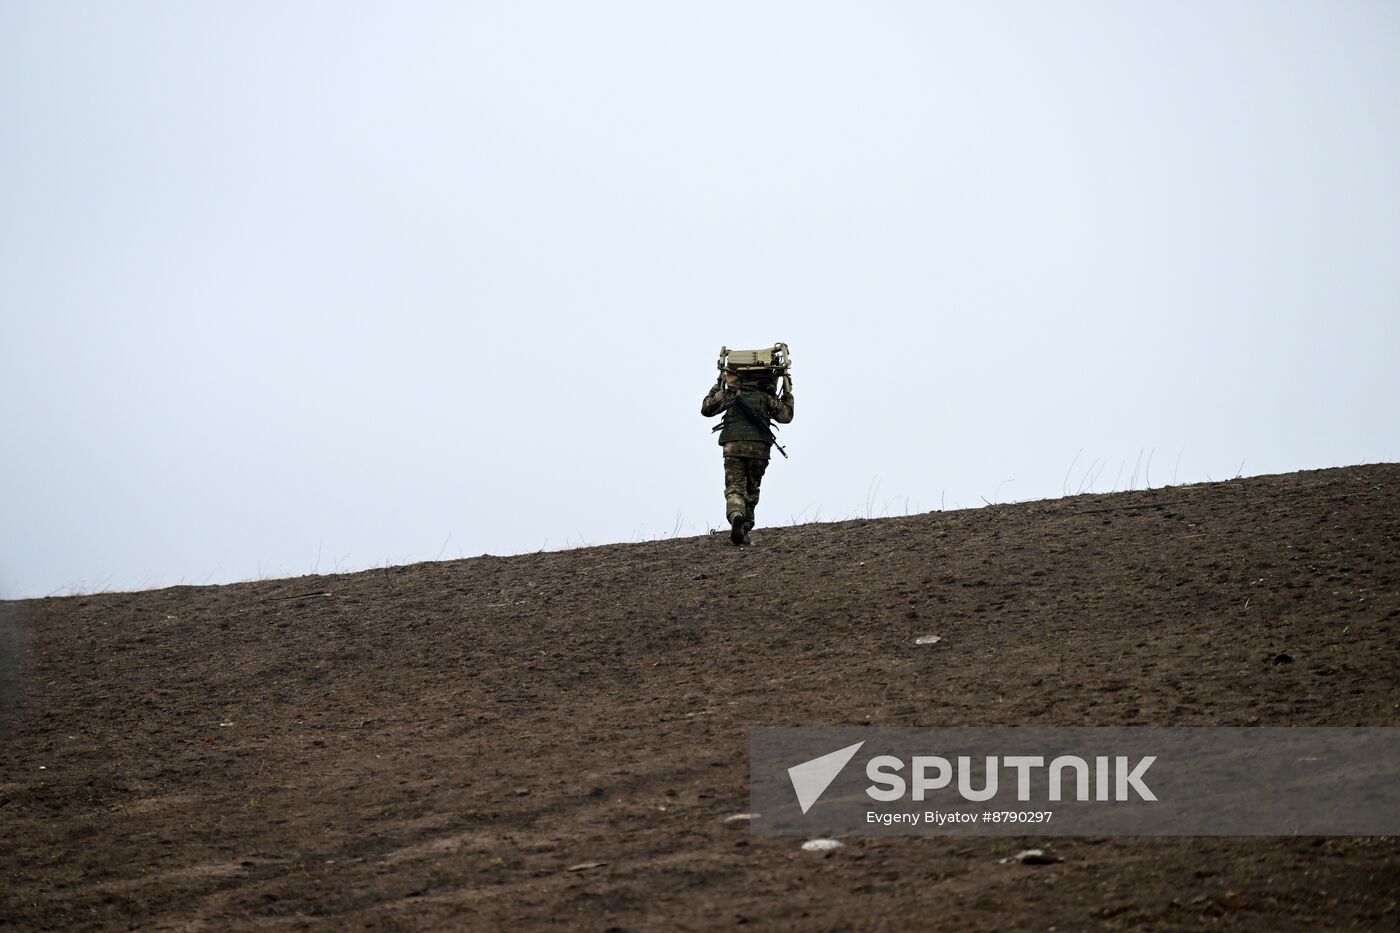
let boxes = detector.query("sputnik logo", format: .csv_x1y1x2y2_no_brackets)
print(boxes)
787,741,865,814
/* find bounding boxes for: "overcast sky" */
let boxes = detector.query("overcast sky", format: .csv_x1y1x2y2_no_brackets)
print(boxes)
2,1,1396,598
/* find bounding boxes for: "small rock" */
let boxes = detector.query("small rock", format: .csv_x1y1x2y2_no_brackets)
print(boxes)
1272,653,1294,665
511,787,531,797
914,635,942,646
692,573,707,580
801,838,843,852
565,861,606,872
1000,848,1060,865
724,813,757,823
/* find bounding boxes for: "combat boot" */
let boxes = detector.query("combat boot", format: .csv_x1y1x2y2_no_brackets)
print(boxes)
729,513,746,546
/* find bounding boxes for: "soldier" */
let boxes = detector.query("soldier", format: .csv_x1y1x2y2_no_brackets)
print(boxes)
701,367,794,545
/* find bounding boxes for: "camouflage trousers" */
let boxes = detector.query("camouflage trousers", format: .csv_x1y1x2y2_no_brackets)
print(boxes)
723,455,769,531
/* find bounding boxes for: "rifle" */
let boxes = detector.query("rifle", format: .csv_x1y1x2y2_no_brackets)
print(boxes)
731,393,788,459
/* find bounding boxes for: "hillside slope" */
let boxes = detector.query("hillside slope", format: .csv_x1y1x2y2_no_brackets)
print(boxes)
2,464,1398,930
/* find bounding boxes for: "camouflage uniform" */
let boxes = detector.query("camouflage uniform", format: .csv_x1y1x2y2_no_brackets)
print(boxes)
700,373,795,543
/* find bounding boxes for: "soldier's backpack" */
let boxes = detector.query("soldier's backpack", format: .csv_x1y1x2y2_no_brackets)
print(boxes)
717,342,790,376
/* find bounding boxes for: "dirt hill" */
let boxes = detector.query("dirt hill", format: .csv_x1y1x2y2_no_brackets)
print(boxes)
2,464,1398,930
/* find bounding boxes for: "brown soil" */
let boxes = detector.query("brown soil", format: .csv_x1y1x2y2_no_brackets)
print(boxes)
2,464,1398,931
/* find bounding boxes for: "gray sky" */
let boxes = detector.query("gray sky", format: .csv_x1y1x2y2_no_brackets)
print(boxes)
3,1,1397,598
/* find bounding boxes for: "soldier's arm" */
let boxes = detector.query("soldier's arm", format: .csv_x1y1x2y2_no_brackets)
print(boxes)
701,378,734,417
771,377,794,423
